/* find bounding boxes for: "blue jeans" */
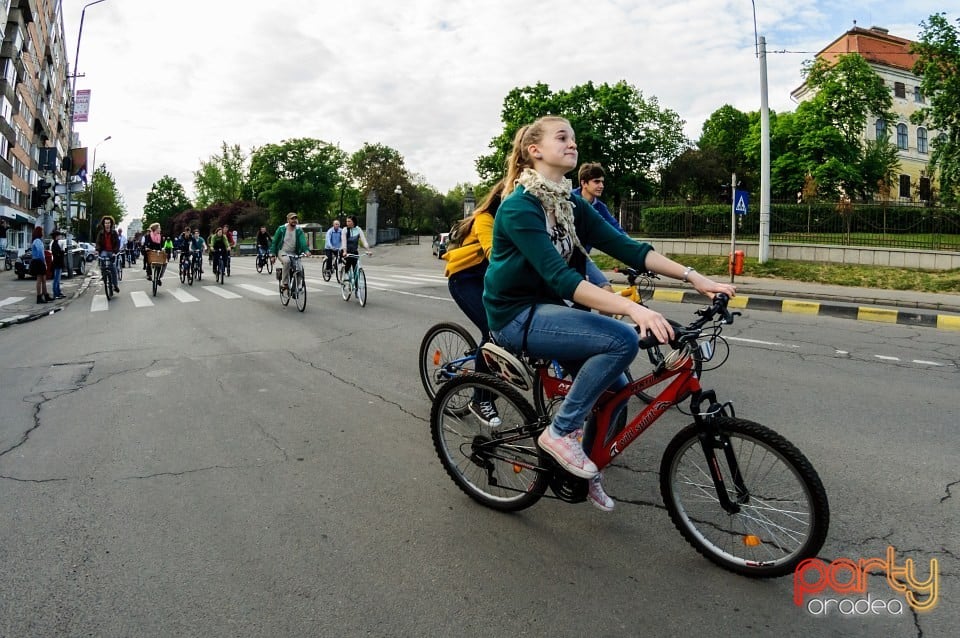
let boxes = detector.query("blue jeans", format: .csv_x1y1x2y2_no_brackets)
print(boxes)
52,268,62,296
448,264,491,399
491,304,637,435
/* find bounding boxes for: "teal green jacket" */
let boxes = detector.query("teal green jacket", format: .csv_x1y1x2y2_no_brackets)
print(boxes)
483,185,654,331
271,225,309,256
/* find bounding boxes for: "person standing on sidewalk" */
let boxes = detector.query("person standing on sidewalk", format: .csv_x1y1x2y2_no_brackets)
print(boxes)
50,229,66,299
30,227,52,303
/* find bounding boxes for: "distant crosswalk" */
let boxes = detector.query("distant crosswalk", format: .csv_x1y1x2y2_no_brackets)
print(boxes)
74,266,450,312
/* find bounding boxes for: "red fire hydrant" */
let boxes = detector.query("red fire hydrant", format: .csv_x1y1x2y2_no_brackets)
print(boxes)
729,250,744,276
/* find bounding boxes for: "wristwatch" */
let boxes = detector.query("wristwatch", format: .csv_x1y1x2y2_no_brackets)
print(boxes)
682,266,696,282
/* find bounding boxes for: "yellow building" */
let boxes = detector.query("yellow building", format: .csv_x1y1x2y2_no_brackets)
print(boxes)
791,26,939,203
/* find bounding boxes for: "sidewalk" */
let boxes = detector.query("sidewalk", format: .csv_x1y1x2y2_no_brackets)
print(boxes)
2,245,959,331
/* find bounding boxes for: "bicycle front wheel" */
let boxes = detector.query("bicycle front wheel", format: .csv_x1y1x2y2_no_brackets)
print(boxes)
431,373,549,512
256,257,263,273
294,271,307,312
356,268,367,307
151,266,160,296
419,322,477,400
660,417,829,578
340,273,351,301
180,264,187,283
103,271,113,300
335,261,344,284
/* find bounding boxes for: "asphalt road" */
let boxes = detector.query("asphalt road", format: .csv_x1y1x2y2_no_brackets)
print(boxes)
0,247,957,637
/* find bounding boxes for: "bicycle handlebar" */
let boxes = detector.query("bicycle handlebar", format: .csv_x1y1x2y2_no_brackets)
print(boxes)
637,293,737,350
613,266,659,286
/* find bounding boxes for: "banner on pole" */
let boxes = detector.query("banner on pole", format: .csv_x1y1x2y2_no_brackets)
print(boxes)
73,90,91,122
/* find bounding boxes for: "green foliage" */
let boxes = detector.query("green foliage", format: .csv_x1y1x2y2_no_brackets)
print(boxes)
698,104,751,176
143,175,192,233
248,138,346,228
911,13,960,205
347,143,411,228
658,148,729,201
193,142,248,208
84,164,126,232
476,81,688,203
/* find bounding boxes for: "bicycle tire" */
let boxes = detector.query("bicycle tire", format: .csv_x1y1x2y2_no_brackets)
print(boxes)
431,373,550,512
279,277,291,306
103,269,113,300
256,257,263,273
151,266,159,297
295,270,307,312
336,261,345,284
179,263,187,284
322,262,332,282
660,417,829,578
419,322,478,400
266,258,274,275
117,264,123,282
340,272,351,301
356,268,367,307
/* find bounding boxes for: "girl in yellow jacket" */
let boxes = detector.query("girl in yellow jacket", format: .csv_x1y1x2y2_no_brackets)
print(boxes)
442,182,503,427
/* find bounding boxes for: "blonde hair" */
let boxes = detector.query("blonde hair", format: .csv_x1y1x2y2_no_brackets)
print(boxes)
503,116,570,190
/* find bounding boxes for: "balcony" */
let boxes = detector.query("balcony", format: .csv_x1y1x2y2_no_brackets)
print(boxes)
12,0,38,25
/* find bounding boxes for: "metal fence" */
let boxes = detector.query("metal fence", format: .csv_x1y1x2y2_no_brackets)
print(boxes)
618,199,960,252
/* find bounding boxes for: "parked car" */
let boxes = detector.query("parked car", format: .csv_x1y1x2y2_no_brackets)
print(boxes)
432,232,449,259
77,242,98,262
14,239,86,279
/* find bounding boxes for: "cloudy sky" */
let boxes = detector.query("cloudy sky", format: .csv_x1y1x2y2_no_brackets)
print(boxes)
59,0,955,226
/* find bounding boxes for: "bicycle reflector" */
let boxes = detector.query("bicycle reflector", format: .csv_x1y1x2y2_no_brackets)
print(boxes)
480,343,534,391
743,535,762,547
433,350,442,366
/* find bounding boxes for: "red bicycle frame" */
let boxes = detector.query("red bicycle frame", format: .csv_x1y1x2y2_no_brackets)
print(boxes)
535,352,702,470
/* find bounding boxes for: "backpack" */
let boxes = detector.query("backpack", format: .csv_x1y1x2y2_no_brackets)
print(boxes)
445,213,477,251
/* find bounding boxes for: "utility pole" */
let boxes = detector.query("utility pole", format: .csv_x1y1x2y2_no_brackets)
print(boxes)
759,35,771,263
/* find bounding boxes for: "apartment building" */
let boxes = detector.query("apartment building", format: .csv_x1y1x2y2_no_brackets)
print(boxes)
791,25,939,203
0,0,71,255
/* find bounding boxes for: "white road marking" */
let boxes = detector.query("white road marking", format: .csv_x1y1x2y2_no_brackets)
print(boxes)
0,297,25,307
236,284,276,296
875,355,899,361
90,295,109,312
169,288,199,303
203,285,242,299
130,291,154,307
912,359,944,366
726,336,801,348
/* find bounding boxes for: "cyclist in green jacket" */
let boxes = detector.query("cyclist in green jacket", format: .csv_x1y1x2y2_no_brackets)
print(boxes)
271,213,309,292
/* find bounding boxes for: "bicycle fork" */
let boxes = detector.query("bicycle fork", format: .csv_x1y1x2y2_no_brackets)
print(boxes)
692,390,748,515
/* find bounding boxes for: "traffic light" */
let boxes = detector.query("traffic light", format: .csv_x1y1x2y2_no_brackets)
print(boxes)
30,178,54,209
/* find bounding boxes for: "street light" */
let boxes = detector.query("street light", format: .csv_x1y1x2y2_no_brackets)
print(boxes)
65,0,109,241
394,185,402,239
88,135,112,239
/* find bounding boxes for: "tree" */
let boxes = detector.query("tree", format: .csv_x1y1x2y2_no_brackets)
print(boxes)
143,175,193,235
248,138,346,228
193,142,249,208
82,164,127,240
659,148,729,201
911,13,960,205
697,104,753,191
347,143,411,228
475,81,688,203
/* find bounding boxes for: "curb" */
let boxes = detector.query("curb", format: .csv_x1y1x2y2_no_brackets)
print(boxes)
639,287,960,332
0,272,96,331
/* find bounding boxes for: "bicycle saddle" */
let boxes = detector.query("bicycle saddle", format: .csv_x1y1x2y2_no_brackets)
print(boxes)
479,342,535,392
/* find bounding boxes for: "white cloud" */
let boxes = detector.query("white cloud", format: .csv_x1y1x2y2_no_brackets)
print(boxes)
60,0,956,225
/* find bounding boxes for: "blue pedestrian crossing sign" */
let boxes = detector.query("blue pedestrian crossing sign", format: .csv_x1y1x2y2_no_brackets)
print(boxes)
734,190,749,216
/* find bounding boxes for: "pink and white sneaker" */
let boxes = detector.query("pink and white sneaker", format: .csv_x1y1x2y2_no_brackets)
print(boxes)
538,428,598,479
588,473,615,512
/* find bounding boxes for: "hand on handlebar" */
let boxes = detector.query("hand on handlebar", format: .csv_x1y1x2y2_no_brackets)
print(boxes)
688,273,737,300
625,303,674,345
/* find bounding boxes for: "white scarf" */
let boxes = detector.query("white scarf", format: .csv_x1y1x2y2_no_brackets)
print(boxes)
515,168,586,255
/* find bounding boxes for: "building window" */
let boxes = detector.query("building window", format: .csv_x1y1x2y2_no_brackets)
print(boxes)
914,86,924,103
894,82,906,98
875,119,886,140
899,175,911,199
919,177,931,201
897,124,908,150
918,128,928,154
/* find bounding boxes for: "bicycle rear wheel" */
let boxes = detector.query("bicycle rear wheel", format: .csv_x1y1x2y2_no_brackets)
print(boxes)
356,268,367,307
294,270,307,312
431,373,550,512
419,322,477,400
660,417,829,578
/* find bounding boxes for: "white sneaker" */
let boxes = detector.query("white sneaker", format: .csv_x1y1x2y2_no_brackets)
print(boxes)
468,401,502,428
588,473,615,512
